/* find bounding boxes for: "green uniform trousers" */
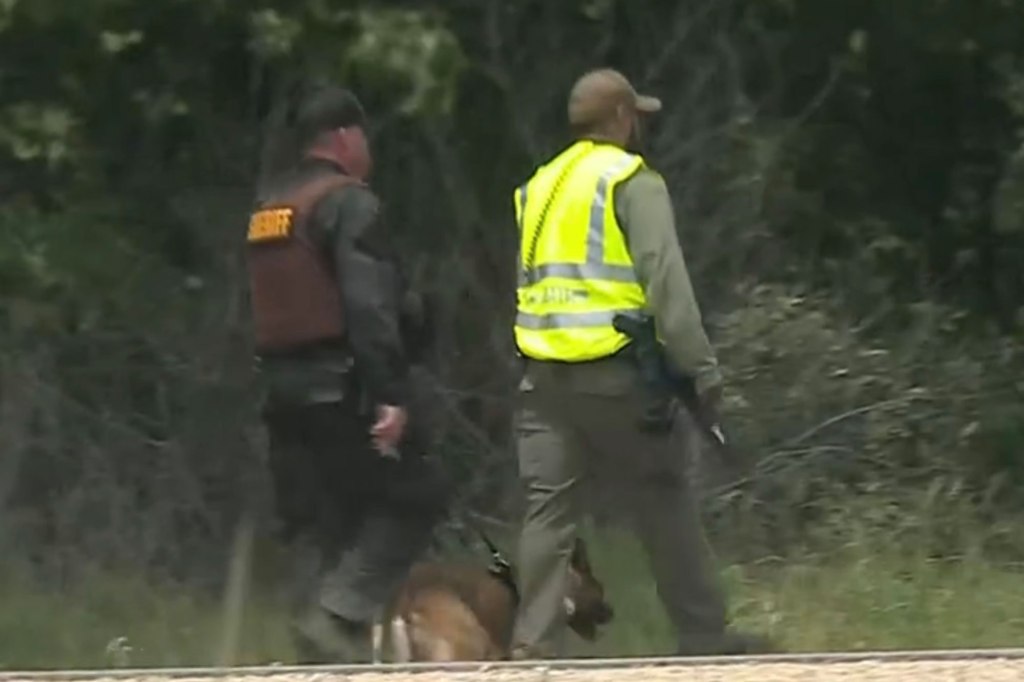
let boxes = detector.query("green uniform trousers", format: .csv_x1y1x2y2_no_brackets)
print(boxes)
511,356,728,657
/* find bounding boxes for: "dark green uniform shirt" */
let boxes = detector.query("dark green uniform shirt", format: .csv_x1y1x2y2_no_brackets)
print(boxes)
614,166,723,394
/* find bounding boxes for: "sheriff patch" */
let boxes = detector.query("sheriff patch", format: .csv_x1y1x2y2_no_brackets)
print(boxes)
247,207,294,243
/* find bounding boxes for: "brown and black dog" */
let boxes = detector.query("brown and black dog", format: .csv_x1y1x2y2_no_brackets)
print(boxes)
372,537,613,662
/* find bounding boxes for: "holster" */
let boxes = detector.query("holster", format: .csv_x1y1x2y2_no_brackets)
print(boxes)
621,344,679,434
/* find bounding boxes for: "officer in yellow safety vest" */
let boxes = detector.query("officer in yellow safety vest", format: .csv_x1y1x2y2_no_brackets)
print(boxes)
509,68,773,659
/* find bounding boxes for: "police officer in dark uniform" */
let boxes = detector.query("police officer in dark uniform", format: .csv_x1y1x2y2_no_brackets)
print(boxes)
244,84,448,663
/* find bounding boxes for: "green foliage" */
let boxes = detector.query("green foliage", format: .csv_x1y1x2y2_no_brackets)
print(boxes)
244,5,465,117
0,205,159,334
248,9,303,59
708,284,1024,559
0,103,76,166
344,9,466,117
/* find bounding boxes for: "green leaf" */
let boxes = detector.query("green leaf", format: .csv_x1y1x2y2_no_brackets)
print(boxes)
343,9,465,117
0,103,76,165
248,9,303,58
0,0,17,32
580,0,615,21
99,30,144,54
848,29,868,55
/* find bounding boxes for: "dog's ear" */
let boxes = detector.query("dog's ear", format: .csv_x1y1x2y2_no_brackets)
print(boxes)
571,537,592,574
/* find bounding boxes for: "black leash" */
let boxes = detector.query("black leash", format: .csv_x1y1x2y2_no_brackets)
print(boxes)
475,523,520,606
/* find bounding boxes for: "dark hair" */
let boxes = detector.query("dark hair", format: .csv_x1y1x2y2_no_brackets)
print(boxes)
255,81,367,193
292,84,367,148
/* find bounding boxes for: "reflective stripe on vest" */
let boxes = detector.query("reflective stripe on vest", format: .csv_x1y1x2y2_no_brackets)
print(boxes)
516,307,643,330
514,141,649,361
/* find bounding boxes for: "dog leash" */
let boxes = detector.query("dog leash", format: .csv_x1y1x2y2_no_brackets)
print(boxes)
471,522,521,606
475,526,503,560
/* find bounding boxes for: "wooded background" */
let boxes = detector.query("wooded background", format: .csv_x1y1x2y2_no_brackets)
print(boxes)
4,0,1024,595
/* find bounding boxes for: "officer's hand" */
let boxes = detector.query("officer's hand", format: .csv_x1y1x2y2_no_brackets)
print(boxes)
695,384,745,474
371,404,408,456
696,383,723,431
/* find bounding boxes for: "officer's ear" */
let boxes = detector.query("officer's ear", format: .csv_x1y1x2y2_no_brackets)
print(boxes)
614,102,628,125
333,126,354,151
335,126,372,180
613,103,636,143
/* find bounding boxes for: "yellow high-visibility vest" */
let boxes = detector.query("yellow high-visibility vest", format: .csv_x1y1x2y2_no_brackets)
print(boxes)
514,140,648,361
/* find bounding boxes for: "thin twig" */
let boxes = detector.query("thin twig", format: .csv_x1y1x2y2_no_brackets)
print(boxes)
781,397,914,449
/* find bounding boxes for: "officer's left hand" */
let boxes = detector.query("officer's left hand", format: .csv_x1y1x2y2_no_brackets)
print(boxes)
371,404,408,455
696,383,723,431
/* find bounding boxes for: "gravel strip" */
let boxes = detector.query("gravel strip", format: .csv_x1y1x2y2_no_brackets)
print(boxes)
6,661,1024,682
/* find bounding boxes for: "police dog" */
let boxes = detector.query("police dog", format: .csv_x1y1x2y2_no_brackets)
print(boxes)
372,537,613,662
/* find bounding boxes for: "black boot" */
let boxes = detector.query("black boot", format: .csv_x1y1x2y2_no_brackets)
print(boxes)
292,606,372,664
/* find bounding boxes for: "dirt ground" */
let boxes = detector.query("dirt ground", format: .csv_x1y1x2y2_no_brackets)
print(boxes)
8,660,1024,682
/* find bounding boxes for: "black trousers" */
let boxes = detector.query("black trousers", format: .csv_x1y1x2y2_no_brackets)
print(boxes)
262,399,450,624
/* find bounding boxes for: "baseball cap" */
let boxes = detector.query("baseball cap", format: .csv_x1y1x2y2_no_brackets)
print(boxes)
567,68,662,128
293,84,367,144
